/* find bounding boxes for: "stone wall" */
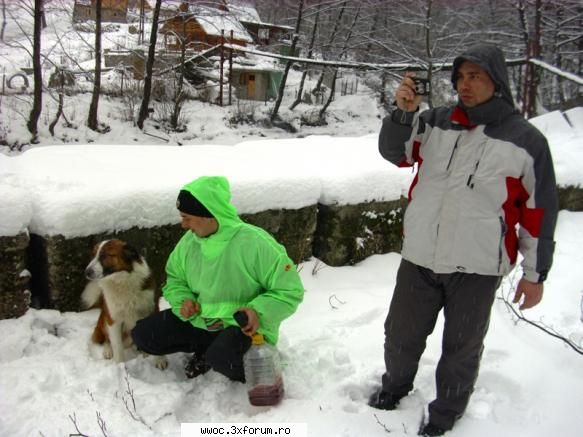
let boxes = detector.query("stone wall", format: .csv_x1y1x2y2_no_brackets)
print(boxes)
26,225,185,313
313,198,407,266
0,234,31,319
558,185,583,211
22,205,318,314
1,185,582,319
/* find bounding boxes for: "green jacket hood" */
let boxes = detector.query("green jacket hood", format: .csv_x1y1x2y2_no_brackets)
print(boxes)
182,176,238,223
181,176,243,256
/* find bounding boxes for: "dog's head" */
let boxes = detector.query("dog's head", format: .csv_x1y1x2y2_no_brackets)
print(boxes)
85,239,143,281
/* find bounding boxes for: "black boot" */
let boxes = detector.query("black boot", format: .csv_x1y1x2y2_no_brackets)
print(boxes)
185,353,210,379
368,389,402,410
418,422,446,436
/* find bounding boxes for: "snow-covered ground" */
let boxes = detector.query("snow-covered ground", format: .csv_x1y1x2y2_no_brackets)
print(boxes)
0,221,582,437
1,109,583,437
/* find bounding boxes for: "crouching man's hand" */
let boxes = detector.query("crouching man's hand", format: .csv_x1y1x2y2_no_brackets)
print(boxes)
513,278,543,310
236,307,259,336
180,299,200,318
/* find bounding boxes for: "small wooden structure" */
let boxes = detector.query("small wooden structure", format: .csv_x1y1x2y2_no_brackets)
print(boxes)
231,66,282,101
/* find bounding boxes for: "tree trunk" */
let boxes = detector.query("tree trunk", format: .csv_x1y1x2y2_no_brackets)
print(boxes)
319,5,360,119
49,93,64,137
313,1,347,94
554,4,565,106
289,1,320,110
270,0,304,122
27,0,43,142
1,0,7,42
137,0,162,130
522,0,542,118
40,0,46,29
87,0,102,131
171,18,187,130
424,0,434,109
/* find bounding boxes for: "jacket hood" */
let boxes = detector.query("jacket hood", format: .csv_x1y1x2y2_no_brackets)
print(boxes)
180,176,242,256
451,44,514,108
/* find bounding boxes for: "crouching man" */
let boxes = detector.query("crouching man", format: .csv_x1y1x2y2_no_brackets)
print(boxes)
132,176,304,381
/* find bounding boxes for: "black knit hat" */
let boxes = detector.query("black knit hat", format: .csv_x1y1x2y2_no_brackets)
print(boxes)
176,190,214,218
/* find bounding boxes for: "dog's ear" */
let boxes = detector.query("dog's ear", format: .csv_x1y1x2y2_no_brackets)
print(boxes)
122,243,142,264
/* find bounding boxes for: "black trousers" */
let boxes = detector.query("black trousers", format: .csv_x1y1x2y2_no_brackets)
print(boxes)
131,309,251,381
382,259,500,430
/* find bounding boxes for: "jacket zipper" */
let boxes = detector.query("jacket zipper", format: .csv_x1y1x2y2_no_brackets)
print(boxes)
466,160,480,188
498,216,506,272
446,137,460,171
466,140,487,189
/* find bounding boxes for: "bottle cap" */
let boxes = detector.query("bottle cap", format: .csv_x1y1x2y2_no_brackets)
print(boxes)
251,333,264,345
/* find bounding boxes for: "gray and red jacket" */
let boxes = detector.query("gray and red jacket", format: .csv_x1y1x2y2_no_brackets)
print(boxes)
379,45,558,283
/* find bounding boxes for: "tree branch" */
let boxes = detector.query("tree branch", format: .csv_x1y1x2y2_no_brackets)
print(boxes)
498,278,583,356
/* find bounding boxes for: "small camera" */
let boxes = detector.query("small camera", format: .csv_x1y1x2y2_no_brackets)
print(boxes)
413,77,431,96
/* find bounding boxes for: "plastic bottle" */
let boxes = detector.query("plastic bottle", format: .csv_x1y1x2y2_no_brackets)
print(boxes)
234,311,284,406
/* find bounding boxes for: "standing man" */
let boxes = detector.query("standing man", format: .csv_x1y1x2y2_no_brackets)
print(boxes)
132,176,304,382
369,44,558,436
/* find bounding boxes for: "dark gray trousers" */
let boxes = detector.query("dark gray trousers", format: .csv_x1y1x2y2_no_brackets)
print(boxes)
382,259,500,430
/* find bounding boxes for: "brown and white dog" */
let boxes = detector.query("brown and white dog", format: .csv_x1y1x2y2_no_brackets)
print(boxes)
81,239,167,369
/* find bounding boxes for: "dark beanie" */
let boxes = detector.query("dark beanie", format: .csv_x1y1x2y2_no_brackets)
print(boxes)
176,190,214,218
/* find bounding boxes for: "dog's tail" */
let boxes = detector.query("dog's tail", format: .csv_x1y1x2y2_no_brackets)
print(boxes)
81,281,103,309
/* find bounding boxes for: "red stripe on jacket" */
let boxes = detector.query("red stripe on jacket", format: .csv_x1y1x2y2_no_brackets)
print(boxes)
451,106,477,128
401,140,422,201
502,177,544,264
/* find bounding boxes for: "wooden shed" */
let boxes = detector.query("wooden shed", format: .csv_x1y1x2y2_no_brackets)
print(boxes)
230,66,282,102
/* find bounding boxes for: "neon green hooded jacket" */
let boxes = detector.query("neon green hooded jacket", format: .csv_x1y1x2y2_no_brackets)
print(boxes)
162,176,304,345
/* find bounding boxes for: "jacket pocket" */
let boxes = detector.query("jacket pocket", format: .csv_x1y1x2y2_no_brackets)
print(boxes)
446,216,504,275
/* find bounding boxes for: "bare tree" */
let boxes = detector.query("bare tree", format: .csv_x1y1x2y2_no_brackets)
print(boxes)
423,0,434,108
87,0,102,131
517,0,542,118
312,1,347,94
170,18,188,131
537,0,583,110
289,1,321,110
319,4,360,119
27,0,43,142
270,0,304,122
137,0,162,130
0,0,6,42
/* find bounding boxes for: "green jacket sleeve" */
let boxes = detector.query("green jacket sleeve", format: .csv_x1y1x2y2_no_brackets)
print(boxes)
247,243,304,343
162,234,197,319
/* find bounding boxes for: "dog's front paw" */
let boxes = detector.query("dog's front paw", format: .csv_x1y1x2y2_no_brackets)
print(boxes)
103,343,113,360
155,356,169,370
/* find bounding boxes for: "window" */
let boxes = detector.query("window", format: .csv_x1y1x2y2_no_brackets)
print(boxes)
258,28,269,41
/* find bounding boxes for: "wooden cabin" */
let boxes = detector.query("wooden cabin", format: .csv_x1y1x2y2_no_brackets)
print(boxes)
225,1,293,47
160,7,253,51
